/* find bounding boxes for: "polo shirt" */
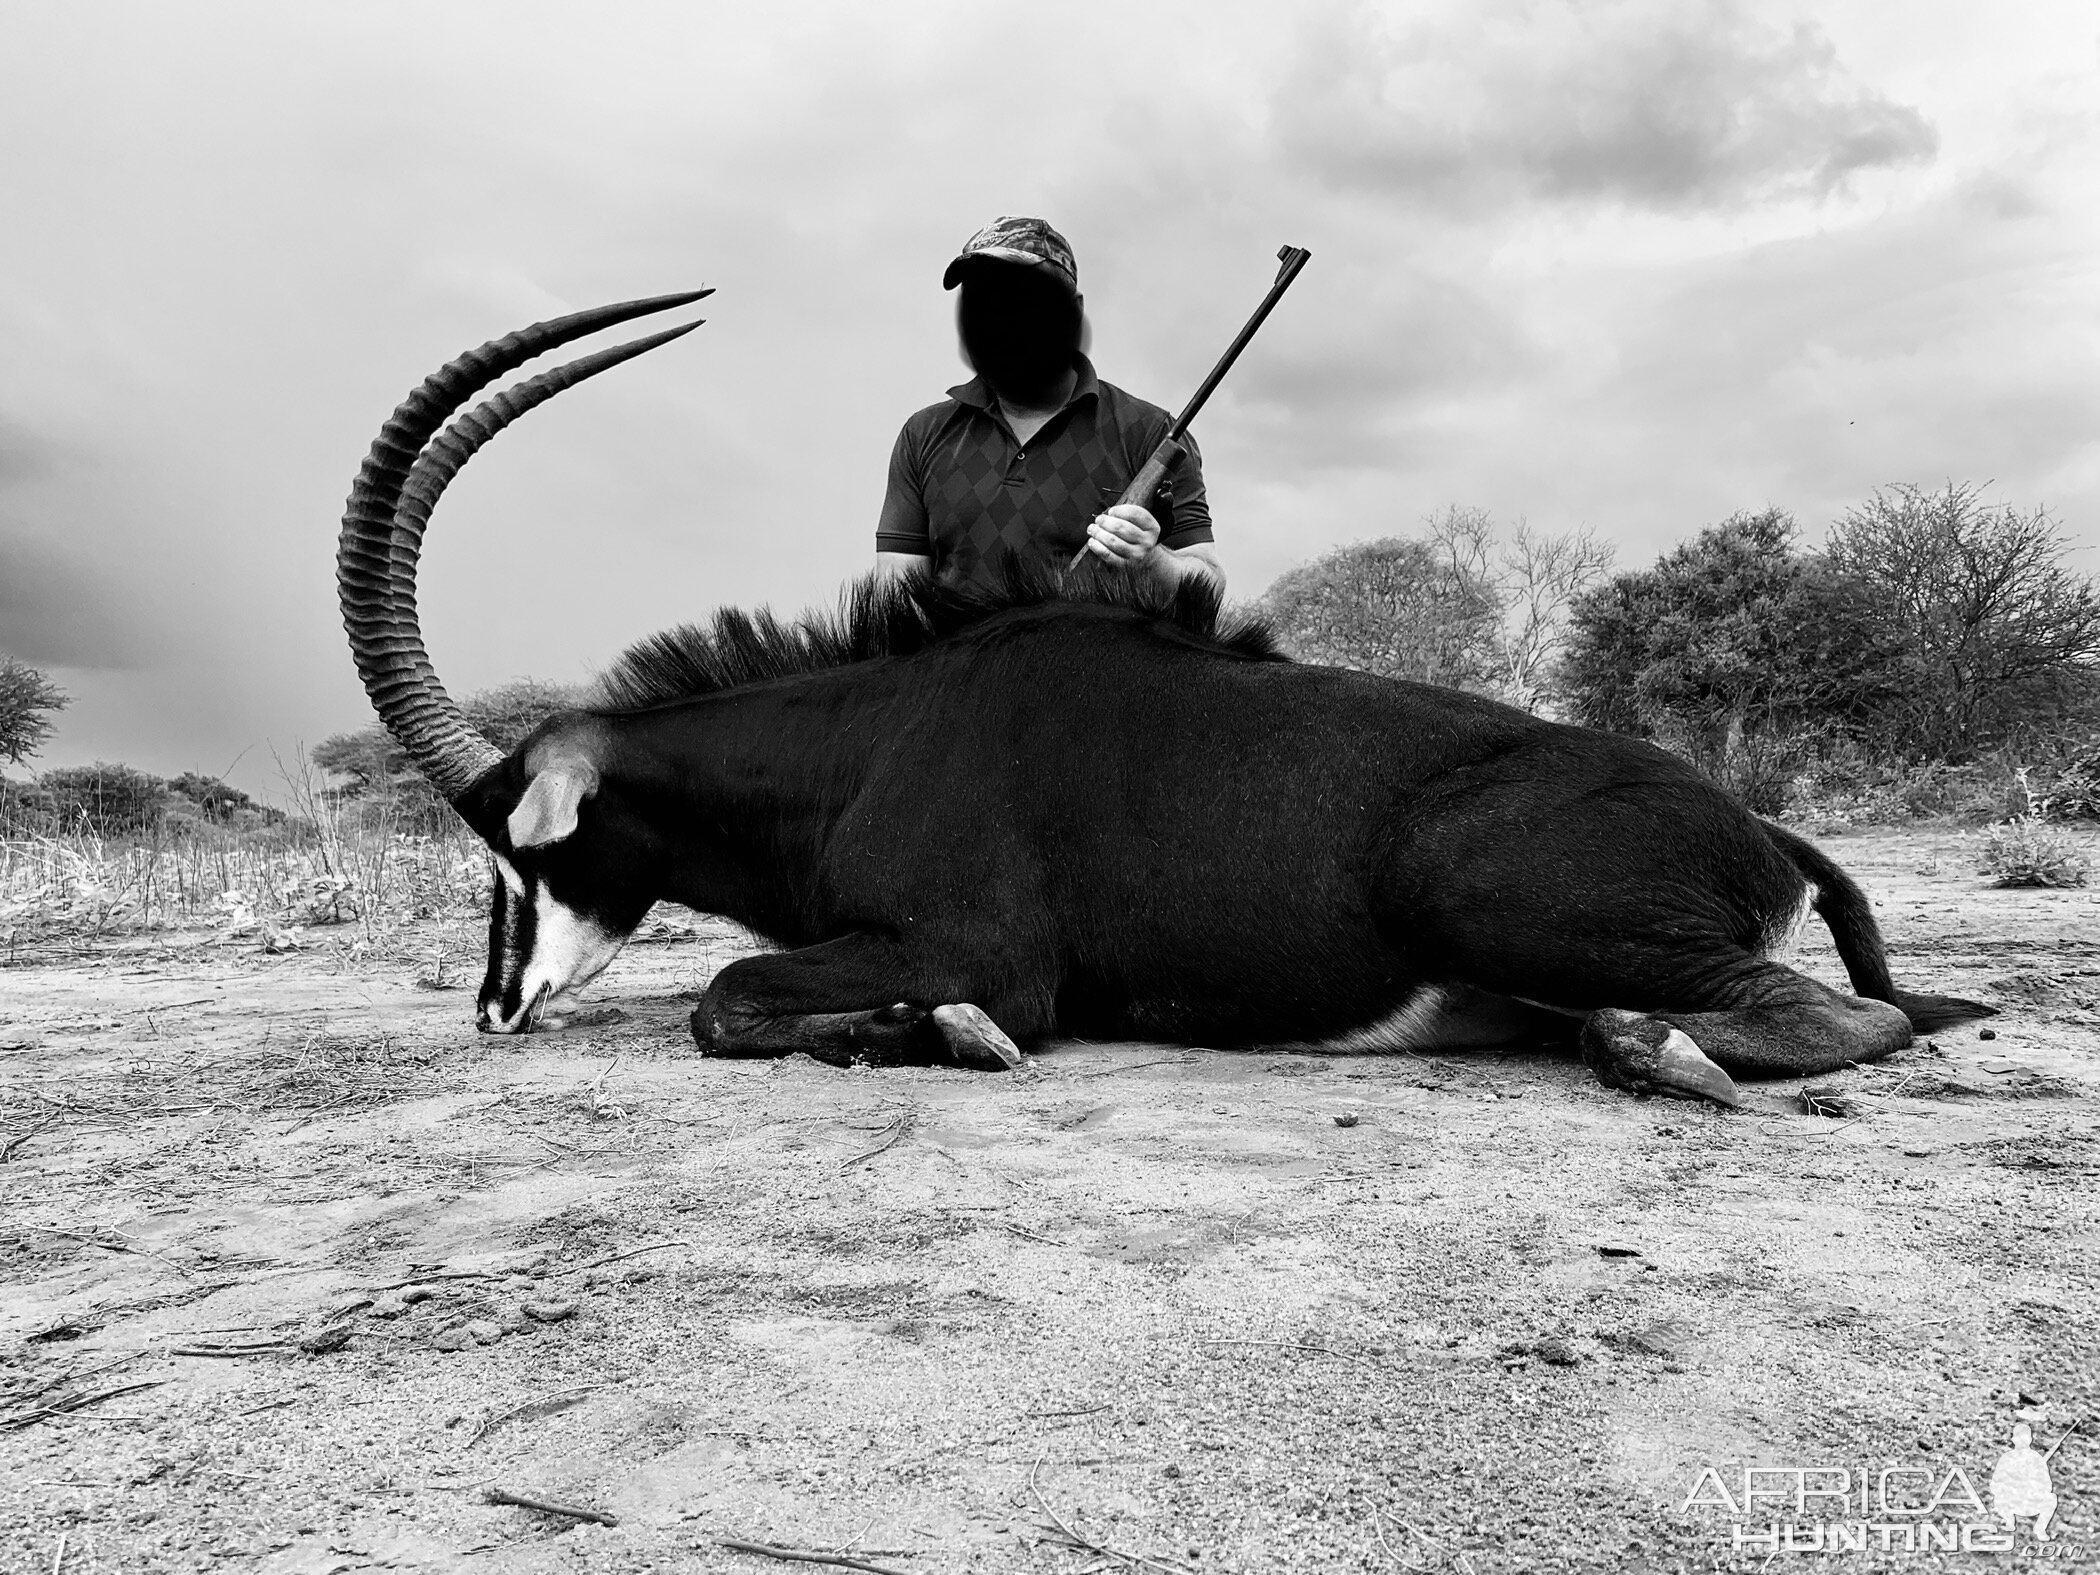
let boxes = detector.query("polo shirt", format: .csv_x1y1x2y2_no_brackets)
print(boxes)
875,355,1213,593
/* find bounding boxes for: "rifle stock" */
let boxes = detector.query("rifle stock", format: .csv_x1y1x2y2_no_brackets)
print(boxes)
1117,439,1185,514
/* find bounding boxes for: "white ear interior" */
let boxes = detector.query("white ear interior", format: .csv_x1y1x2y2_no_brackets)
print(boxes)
507,766,596,849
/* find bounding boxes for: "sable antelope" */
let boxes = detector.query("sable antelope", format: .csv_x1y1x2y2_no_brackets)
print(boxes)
337,292,1989,1105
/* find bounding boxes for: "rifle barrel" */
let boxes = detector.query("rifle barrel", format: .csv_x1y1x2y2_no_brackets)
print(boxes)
1166,245,1311,441
1068,245,1310,574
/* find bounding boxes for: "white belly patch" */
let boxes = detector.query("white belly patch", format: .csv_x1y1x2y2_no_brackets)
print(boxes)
1762,884,1818,961
1305,987,1451,1053
1296,984,1553,1054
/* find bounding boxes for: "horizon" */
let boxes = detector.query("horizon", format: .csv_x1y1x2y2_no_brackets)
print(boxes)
4,1,2096,803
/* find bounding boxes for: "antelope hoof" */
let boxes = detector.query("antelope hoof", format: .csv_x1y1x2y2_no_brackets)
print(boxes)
1581,1009,1741,1108
932,1003,1024,1072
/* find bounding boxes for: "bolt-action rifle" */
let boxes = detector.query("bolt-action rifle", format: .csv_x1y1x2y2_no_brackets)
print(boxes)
1070,244,1311,571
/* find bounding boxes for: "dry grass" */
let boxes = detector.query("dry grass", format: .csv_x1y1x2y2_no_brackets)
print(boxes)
1979,817,2093,888
0,758,489,958
2,1033,454,1143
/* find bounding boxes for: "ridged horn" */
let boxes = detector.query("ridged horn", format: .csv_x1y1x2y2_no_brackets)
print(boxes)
337,290,712,802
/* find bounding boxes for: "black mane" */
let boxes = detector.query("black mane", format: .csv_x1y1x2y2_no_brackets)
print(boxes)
590,561,1286,712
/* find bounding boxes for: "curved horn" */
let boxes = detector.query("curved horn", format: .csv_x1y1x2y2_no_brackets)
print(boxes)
337,290,712,801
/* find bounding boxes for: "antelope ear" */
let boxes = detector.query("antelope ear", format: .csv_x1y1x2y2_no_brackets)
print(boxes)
507,765,598,849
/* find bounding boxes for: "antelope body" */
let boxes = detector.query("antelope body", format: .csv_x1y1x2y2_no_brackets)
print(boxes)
338,293,1989,1103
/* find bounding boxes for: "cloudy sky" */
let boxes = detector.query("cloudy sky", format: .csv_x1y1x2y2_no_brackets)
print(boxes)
3,0,2096,796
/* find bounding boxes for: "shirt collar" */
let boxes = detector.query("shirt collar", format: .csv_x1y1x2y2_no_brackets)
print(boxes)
949,353,1100,413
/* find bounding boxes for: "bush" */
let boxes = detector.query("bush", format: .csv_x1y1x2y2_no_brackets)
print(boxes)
1827,483,2100,759
314,679,579,833
169,772,252,822
1558,510,1906,751
0,657,67,767
37,763,170,836
1979,818,2091,888
0,776,56,835
1258,511,1611,711
1645,715,1821,817
2037,747,2100,822
1777,752,2031,832
1259,536,1503,689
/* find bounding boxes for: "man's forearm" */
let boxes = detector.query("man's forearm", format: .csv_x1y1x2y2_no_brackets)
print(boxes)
874,550,931,583
1149,544,1225,595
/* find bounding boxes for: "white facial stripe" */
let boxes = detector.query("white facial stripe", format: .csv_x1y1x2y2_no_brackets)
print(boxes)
492,854,527,900
502,888,626,1030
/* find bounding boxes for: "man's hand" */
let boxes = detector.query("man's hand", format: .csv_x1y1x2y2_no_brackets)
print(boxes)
1083,506,1224,593
1083,504,1164,570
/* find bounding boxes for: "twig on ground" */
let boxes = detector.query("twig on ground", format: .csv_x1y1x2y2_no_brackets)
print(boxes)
983,1160,1036,1193
1368,1509,1411,1568
484,1487,617,1526
587,1056,625,1120
2,1117,57,1162
833,1518,876,1557
1027,1453,1194,1575
22,1224,193,1277
840,1112,917,1169
1201,1337,1348,1357
999,1222,1065,1246
1076,1056,1192,1079
1200,1335,1389,1380
717,1538,912,1575
1024,1402,1108,1419
1306,1170,1396,1187
280,1097,355,1136
1374,1513,1454,1571
168,1341,287,1358
1818,1071,1920,1137
359,1268,496,1293
14,1351,143,1405
501,1125,578,1154
467,1387,593,1447
575,1240,691,1274
2,1380,166,1430
50,1531,66,1575
1027,1453,1089,1548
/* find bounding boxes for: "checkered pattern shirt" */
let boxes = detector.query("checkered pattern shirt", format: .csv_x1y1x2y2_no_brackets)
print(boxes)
875,356,1213,593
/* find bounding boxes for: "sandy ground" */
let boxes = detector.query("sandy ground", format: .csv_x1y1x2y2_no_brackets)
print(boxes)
3,826,2098,1575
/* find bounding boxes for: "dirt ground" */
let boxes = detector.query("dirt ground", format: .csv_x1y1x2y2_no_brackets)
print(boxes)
3,826,2097,1574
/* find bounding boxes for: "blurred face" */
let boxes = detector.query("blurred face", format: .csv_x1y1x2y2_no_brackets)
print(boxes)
956,259,1082,401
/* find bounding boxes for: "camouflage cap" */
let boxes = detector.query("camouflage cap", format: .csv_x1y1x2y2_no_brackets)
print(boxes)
942,216,1078,291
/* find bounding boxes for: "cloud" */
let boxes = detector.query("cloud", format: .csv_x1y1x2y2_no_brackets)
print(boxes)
0,419,57,486
0,534,153,669
1277,0,1937,211
0,0,2090,797
0,415,193,672
1574,180,2100,540
1207,267,1536,473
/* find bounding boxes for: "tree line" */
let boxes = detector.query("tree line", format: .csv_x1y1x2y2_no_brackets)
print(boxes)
1258,482,2099,811
5,481,2094,832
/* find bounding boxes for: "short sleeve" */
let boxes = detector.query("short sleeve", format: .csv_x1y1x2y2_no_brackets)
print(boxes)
1159,431,1213,549
874,421,933,556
